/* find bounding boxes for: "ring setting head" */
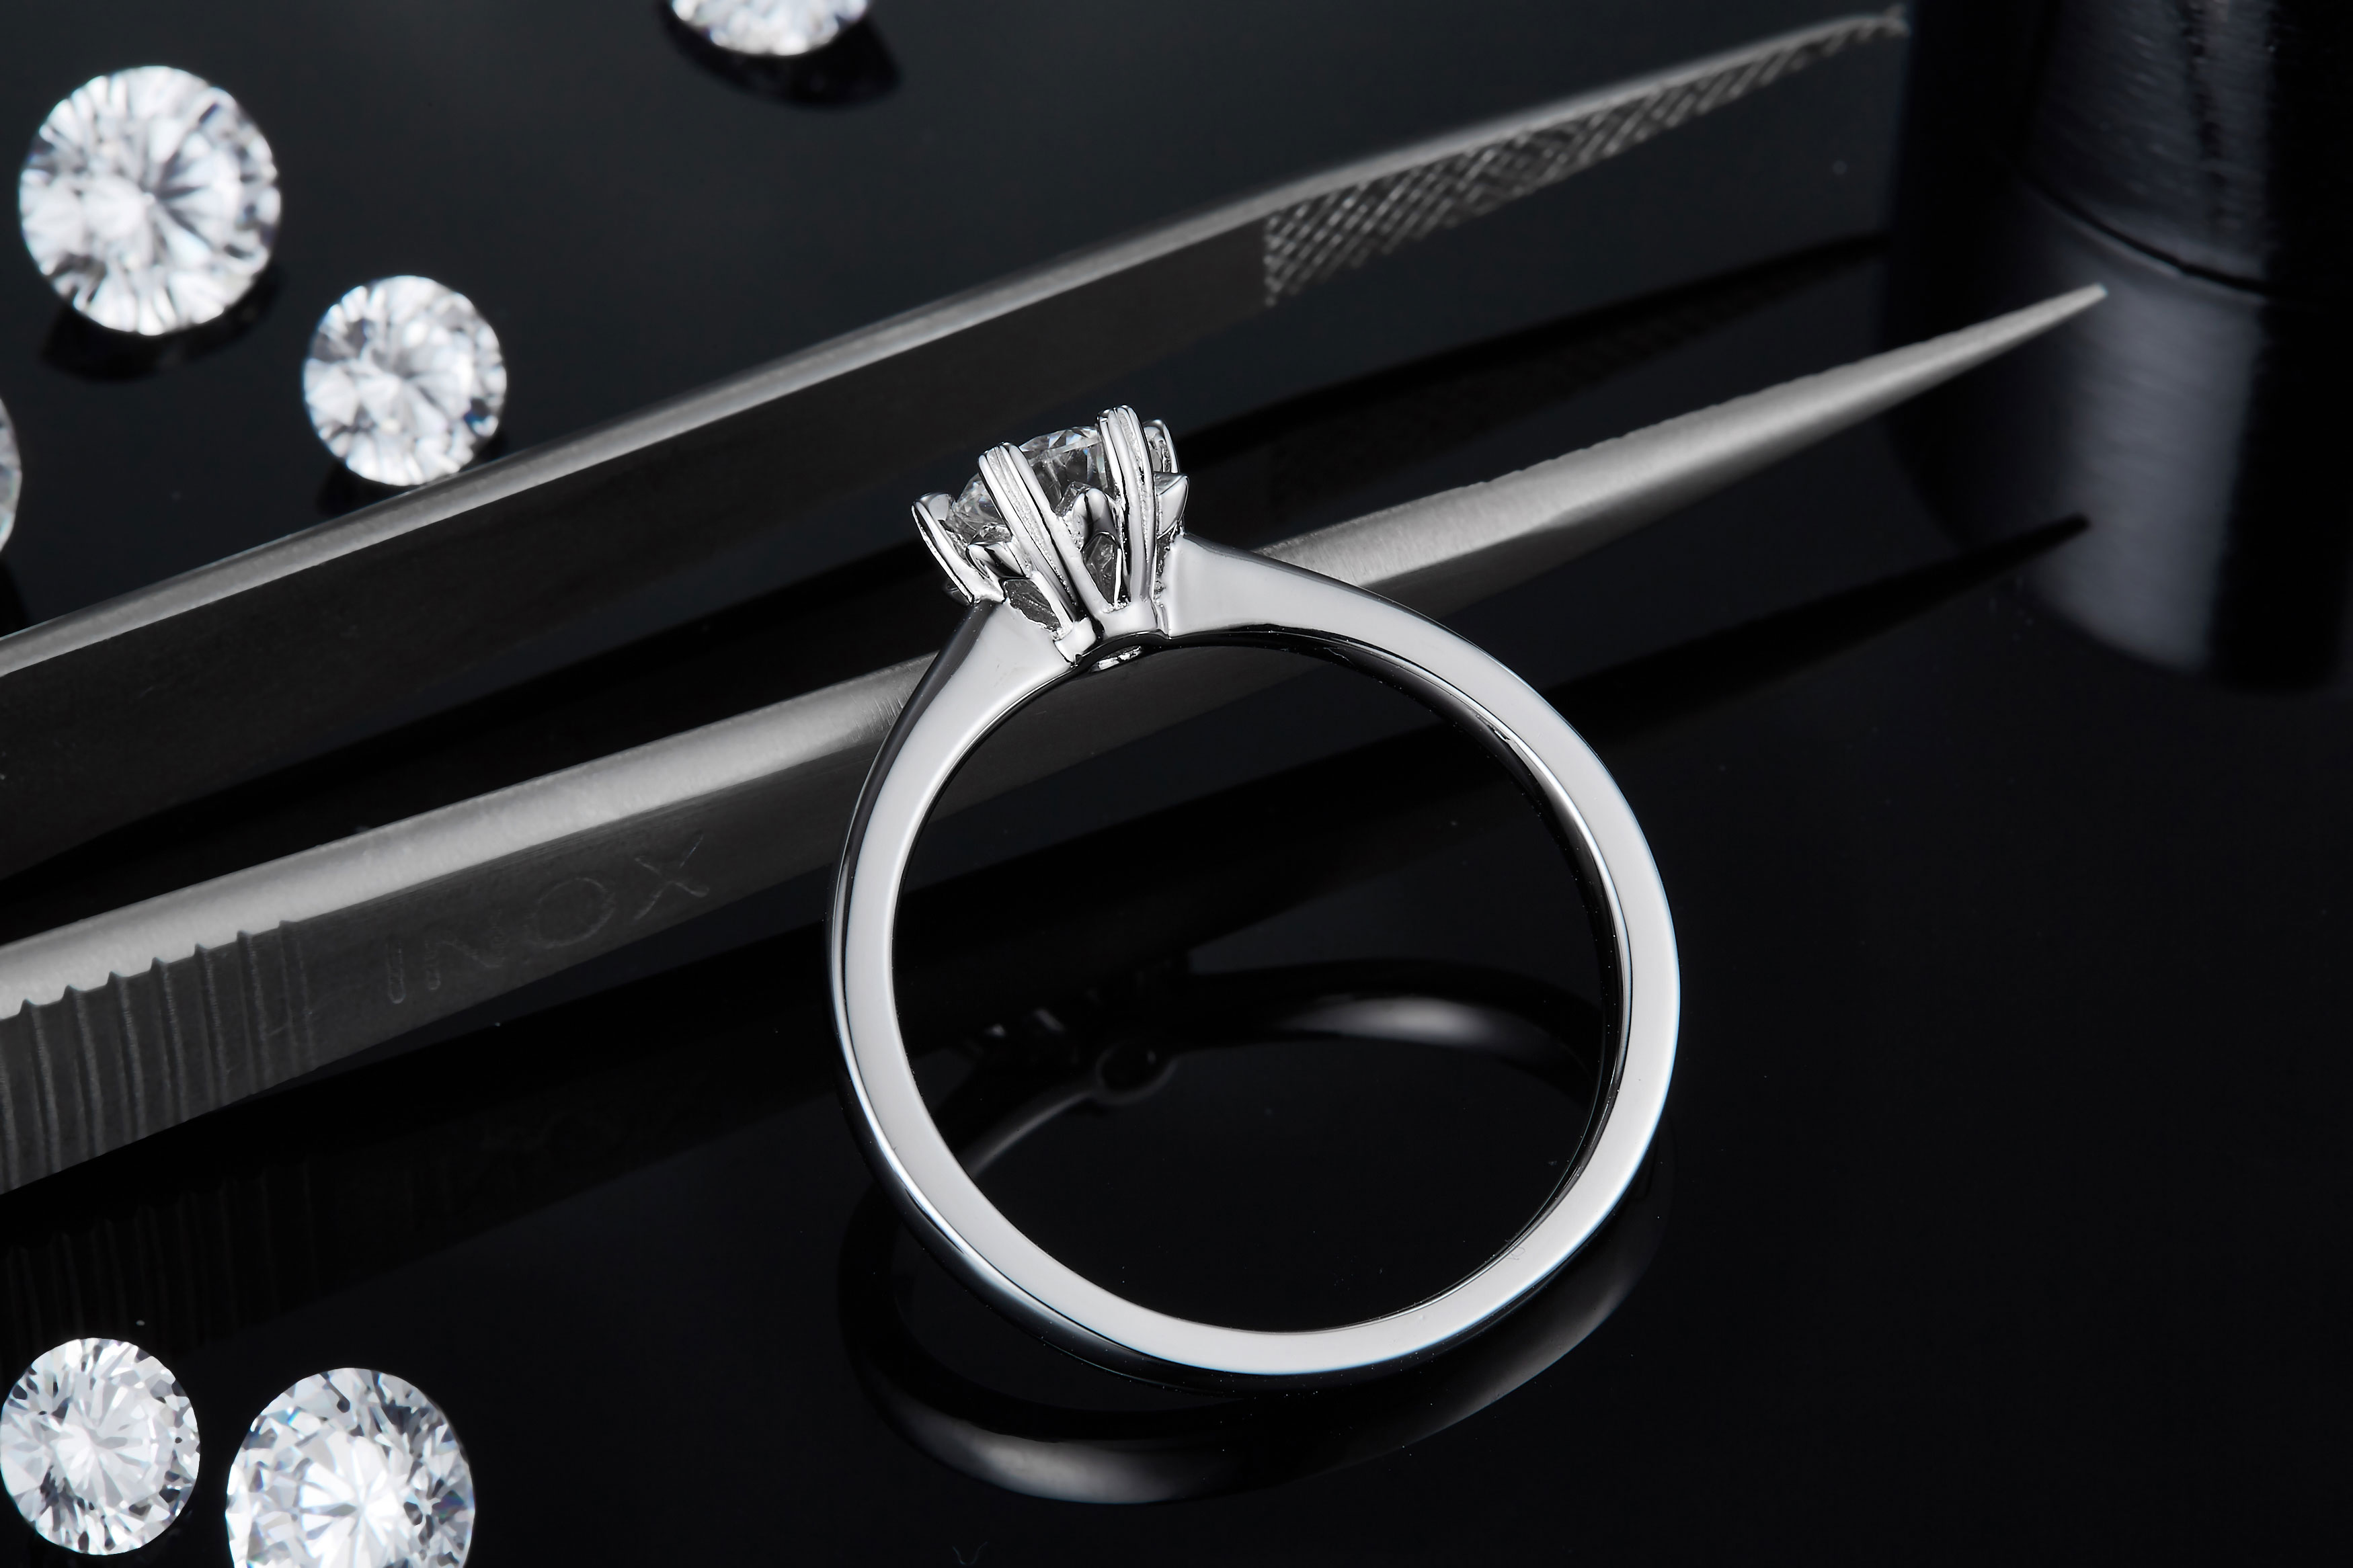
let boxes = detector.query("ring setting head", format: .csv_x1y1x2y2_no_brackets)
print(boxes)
914,407,1190,662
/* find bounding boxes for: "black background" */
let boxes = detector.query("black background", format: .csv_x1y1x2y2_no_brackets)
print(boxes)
0,2,2344,1563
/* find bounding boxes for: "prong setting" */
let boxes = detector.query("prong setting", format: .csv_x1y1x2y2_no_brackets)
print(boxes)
921,406,1189,663
912,492,1002,606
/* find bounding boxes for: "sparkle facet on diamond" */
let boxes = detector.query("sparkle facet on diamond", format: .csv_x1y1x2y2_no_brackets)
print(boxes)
1021,426,1107,513
0,1337,201,1554
18,67,280,336
225,1368,474,1568
303,276,508,489
671,0,869,56
944,427,1109,550
0,395,21,552
944,474,1008,546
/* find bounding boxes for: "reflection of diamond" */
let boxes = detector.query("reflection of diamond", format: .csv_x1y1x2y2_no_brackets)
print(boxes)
303,277,508,489
0,1337,201,1555
672,0,869,56
226,1368,474,1568
18,67,280,336
0,395,19,552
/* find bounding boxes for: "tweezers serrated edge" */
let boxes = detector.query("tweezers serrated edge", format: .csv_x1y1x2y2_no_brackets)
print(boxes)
1259,7,1910,304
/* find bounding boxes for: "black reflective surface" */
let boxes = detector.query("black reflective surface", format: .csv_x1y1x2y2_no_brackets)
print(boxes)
0,1,2344,1561
1892,0,2353,689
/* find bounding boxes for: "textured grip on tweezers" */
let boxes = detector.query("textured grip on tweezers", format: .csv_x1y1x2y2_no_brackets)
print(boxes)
1261,8,1909,305
0,932,320,1192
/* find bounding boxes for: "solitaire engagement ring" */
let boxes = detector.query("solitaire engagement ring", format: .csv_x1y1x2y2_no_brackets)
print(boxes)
829,407,1680,1389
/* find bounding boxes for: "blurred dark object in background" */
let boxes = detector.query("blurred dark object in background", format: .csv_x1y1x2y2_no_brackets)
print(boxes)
1889,0,2353,690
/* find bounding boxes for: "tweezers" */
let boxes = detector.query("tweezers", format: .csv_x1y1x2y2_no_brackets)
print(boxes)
0,11,2102,1195
0,9,1911,878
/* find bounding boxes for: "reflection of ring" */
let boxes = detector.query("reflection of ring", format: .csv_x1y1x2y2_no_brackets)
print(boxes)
838,964,1670,1503
830,407,1679,1388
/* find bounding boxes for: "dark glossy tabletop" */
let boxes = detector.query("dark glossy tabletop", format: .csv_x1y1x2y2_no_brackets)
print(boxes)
0,1,2342,1562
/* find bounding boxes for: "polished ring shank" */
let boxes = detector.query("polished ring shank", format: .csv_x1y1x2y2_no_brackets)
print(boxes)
830,413,1678,1389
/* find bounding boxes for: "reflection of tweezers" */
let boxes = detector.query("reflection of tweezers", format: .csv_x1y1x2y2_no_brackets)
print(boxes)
0,10,1910,878
0,12,2107,1196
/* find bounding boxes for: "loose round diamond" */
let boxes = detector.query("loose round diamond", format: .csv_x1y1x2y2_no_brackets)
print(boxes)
0,394,20,552
303,276,508,488
672,0,869,56
0,1337,201,1554
225,1368,474,1568
18,67,280,337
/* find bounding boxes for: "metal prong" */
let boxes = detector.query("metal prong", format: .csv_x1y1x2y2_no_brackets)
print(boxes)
977,446,1072,608
979,446,1099,657
1152,472,1190,538
1143,419,1177,474
913,494,1002,606
1097,407,1162,612
985,444,1113,623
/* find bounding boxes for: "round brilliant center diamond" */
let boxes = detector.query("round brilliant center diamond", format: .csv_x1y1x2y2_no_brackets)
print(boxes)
0,1337,201,1555
17,67,280,336
303,277,508,489
225,1368,474,1568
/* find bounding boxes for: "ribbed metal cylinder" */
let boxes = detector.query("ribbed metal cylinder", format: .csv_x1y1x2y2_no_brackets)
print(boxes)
1891,0,2353,689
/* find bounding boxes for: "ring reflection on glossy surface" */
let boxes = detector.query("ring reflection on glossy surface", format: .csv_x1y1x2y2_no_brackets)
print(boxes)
839,962,1669,1502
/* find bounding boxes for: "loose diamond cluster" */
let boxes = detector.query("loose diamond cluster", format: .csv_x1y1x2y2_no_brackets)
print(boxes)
17,67,280,337
0,395,19,553
918,407,1189,661
0,1338,200,1555
0,1345,475,1568
302,277,508,488
13,69,510,501
225,1368,475,1568
672,0,870,56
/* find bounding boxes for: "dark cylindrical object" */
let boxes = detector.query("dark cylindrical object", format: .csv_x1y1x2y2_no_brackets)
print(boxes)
1890,1,2353,688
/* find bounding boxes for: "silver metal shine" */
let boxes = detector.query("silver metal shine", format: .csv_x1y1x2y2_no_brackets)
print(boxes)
0,287,2100,1196
835,409,1677,1385
0,13,1911,882
1261,8,1907,303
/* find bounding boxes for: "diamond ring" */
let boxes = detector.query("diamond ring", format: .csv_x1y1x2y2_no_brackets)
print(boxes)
830,407,1680,1388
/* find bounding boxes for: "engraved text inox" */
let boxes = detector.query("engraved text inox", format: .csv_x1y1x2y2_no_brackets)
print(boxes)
381,837,709,1005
